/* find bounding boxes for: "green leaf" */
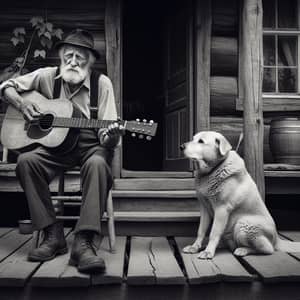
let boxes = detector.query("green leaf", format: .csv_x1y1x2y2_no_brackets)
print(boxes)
34,49,46,59
11,37,20,46
13,27,26,36
30,16,44,27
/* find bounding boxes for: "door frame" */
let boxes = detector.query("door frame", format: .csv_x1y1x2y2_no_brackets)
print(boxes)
162,0,195,171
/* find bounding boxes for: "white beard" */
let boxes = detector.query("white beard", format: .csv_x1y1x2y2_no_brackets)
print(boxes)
60,64,89,85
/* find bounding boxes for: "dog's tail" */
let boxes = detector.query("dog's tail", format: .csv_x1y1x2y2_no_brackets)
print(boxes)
276,238,300,252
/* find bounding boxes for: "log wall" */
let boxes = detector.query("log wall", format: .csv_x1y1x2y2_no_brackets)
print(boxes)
210,0,299,164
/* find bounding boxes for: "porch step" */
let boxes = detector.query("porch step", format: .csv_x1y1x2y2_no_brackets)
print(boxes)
56,211,200,222
52,190,196,199
52,190,199,212
113,178,195,190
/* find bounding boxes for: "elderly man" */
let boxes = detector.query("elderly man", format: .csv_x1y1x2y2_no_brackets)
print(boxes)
0,29,124,273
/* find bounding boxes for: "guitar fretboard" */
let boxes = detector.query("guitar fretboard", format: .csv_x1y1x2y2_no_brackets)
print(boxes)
52,118,125,129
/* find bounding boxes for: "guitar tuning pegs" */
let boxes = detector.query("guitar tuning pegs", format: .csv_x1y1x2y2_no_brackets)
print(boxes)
136,118,140,122
146,136,152,141
138,134,144,139
143,119,147,123
131,133,136,137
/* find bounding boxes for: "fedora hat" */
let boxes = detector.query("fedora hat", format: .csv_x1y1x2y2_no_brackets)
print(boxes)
55,29,100,59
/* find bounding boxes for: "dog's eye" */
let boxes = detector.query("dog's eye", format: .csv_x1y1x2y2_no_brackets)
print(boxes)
198,139,204,144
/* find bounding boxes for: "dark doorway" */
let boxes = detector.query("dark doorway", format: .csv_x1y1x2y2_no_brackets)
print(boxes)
122,0,192,172
122,0,166,171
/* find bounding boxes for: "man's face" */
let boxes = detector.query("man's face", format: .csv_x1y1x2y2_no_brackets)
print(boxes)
60,45,92,85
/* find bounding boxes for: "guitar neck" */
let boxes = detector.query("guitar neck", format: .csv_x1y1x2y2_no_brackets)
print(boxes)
52,117,125,129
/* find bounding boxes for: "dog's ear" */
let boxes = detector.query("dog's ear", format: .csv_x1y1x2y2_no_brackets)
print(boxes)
215,135,232,156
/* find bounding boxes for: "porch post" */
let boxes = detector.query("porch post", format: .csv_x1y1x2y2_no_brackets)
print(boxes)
240,0,265,198
195,0,212,132
105,0,122,178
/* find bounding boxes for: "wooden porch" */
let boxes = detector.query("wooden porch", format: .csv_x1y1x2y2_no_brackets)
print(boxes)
0,228,300,300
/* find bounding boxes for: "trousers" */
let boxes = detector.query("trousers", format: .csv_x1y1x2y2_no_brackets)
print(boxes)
15,129,114,234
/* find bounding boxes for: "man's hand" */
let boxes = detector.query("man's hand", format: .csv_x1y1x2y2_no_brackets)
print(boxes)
19,100,42,121
104,122,125,138
98,122,125,148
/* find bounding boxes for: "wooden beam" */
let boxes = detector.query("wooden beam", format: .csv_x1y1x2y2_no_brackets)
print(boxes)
105,0,122,178
239,0,265,198
195,0,212,132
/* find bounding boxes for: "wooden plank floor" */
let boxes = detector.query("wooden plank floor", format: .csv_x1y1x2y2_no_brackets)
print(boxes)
1,228,300,289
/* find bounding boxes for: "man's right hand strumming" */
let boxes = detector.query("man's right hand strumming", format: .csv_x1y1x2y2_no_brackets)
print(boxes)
4,86,41,121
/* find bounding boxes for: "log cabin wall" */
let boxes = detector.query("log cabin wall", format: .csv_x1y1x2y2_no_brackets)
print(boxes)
209,0,300,163
209,0,245,156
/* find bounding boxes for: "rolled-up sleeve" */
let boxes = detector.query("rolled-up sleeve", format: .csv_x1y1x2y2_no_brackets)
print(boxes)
0,68,42,99
97,75,118,121
0,67,57,101
97,75,121,148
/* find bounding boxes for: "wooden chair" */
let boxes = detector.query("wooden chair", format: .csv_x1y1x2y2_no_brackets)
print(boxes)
32,168,116,253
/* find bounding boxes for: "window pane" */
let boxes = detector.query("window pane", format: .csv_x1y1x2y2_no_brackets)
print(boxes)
263,0,275,28
278,68,297,92
278,36,297,66
263,68,276,92
278,0,297,28
263,36,276,65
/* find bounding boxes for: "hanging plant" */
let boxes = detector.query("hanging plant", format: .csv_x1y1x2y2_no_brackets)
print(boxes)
10,16,63,74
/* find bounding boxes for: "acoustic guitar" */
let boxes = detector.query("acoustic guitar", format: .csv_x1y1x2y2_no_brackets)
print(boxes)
1,91,158,152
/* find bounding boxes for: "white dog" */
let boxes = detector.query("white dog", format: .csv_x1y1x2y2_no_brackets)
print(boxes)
182,131,300,259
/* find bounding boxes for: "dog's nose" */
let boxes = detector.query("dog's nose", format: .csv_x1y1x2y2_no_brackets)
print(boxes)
180,143,186,151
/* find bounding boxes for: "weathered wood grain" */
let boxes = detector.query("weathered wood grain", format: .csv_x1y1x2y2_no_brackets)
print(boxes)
0,230,31,263
127,237,185,285
279,231,300,261
175,237,253,284
113,178,195,190
105,0,122,178
0,238,40,286
0,228,14,237
91,236,126,285
239,0,265,198
212,0,238,36
240,251,300,283
210,76,238,114
194,0,212,131
211,37,238,76
121,170,192,179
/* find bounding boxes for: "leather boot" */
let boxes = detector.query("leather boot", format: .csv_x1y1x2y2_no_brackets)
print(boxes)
69,230,105,274
28,221,67,262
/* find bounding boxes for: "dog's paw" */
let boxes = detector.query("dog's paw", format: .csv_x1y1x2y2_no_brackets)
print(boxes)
234,247,251,257
197,250,214,259
183,244,200,254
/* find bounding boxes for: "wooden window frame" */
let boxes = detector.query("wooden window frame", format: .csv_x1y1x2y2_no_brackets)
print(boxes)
237,0,300,111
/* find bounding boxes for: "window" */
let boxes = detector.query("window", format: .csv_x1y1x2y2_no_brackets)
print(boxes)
263,0,300,94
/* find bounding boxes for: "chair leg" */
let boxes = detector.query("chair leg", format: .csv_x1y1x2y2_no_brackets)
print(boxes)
106,190,116,253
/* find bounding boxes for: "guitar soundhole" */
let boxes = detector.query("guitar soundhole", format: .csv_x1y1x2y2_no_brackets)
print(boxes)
39,113,54,131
